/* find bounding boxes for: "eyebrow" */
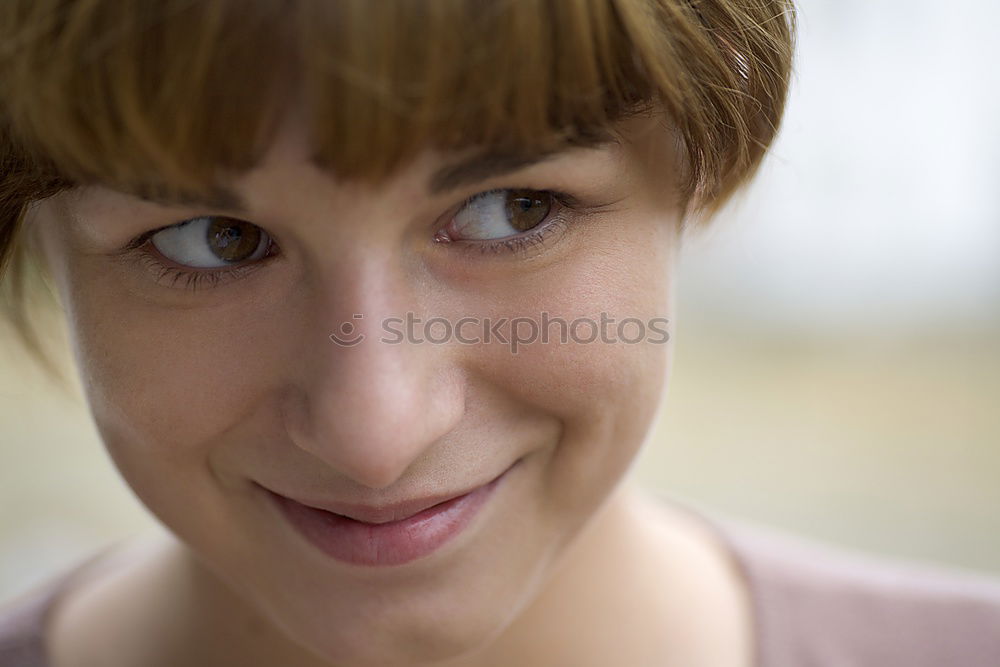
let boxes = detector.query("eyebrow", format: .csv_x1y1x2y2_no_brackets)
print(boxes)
427,151,562,195
131,138,617,211
427,132,620,195
133,184,249,213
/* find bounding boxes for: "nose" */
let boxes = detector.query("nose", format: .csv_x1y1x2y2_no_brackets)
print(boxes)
281,255,465,490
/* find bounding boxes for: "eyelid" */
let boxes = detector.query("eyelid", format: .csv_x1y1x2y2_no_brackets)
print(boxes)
439,186,620,257
118,216,280,291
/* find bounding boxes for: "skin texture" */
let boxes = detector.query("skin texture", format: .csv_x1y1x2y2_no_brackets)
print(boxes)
28,108,754,667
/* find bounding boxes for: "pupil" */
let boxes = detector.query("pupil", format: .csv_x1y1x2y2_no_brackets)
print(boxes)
219,228,241,247
207,218,261,262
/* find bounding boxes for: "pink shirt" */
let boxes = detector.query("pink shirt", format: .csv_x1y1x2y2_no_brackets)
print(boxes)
2,506,999,666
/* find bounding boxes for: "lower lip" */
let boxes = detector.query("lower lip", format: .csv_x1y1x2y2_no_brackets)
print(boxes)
266,472,507,567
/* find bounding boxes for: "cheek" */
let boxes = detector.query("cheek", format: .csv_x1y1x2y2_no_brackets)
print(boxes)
70,300,266,450
61,278,298,549
452,216,675,508
477,211,673,408
59,263,292,509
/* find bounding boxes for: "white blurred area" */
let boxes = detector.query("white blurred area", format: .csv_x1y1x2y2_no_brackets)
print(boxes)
2,0,999,601
682,0,1000,334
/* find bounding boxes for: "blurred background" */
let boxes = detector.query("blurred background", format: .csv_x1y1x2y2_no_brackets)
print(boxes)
2,0,999,600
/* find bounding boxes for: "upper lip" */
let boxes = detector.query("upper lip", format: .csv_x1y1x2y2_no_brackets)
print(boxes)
259,476,497,525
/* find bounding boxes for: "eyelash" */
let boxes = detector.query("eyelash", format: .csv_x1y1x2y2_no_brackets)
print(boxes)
120,228,279,292
440,188,582,257
122,188,591,291
130,250,276,291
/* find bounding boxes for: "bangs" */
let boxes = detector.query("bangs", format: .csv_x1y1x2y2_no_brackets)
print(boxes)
0,0,795,208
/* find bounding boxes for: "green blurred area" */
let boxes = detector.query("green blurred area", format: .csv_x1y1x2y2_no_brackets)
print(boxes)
637,323,1000,574
2,321,999,601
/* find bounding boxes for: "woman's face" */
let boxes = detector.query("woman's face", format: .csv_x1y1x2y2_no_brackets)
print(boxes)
31,108,680,664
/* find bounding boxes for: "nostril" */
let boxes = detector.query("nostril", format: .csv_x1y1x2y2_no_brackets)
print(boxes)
278,339,467,489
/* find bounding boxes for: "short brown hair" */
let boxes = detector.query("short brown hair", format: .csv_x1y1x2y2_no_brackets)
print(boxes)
0,0,796,363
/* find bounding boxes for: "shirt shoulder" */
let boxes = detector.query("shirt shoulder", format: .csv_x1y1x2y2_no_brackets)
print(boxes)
0,574,69,667
684,505,1000,667
0,544,129,667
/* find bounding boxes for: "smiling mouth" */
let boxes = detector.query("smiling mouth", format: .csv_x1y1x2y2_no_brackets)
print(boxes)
260,463,515,567
268,482,494,524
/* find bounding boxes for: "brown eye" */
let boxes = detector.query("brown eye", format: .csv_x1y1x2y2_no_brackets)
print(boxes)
449,189,556,241
504,190,552,232
150,216,271,268
207,218,263,262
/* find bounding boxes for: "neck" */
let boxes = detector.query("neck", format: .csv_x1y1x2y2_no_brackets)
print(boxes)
55,485,752,667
